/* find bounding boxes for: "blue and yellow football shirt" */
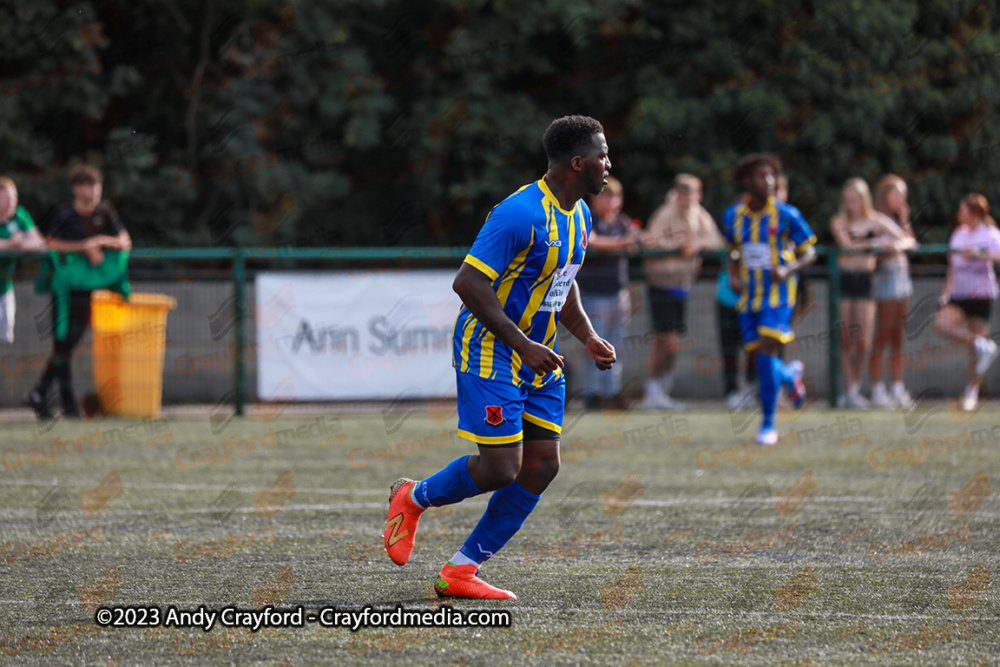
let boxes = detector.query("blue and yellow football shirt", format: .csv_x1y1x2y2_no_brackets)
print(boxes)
453,177,591,387
722,197,817,313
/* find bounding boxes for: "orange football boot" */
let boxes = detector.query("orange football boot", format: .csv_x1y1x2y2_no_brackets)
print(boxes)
434,563,517,600
384,478,425,566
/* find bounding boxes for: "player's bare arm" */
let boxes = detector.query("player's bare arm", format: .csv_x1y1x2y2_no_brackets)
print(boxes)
452,262,564,375
559,280,616,370
771,244,816,283
727,249,742,292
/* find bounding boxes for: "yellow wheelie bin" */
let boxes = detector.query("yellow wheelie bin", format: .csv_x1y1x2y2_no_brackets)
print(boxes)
90,290,177,417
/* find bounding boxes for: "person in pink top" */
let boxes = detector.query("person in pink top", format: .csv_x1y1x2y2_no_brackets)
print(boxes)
933,193,1000,411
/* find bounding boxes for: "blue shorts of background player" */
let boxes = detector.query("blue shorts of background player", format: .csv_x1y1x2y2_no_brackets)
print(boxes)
739,306,806,441
738,305,795,352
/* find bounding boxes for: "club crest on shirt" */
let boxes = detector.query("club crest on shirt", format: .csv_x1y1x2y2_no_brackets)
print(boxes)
484,405,506,428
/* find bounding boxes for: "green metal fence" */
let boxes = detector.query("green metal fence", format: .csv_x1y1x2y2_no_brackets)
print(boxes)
0,245,970,414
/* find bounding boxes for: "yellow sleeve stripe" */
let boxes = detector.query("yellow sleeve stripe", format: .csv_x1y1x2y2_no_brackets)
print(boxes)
797,235,818,250
522,412,562,433
457,429,523,445
464,255,499,281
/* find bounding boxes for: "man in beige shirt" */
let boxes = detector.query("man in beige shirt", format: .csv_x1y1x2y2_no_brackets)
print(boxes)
641,174,725,409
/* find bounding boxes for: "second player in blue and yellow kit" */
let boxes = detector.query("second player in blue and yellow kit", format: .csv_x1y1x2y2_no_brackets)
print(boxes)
452,176,591,445
722,155,817,445
722,195,817,350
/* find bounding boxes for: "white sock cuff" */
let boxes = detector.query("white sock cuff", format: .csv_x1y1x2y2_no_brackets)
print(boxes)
448,551,479,567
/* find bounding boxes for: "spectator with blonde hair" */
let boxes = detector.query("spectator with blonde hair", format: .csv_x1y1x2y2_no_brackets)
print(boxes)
0,177,46,342
934,193,1000,412
641,173,724,409
831,177,915,408
870,175,919,407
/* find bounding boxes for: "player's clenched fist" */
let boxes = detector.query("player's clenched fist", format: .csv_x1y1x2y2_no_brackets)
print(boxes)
516,340,565,375
585,336,616,370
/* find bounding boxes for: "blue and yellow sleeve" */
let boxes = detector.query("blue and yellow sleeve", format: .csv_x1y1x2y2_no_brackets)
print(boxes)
464,199,533,282
783,204,817,249
721,205,736,248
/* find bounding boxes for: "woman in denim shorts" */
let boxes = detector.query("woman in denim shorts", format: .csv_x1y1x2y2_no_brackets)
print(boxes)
870,175,919,408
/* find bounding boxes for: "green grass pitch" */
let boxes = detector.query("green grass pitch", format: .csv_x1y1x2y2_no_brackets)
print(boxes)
0,406,997,665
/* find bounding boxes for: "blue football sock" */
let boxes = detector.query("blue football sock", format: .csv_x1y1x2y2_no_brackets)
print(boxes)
775,357,794,389
756,352,778,430
459,481,541,564
412,455,482,508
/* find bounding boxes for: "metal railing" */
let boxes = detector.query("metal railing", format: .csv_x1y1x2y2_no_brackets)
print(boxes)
3,245,959,412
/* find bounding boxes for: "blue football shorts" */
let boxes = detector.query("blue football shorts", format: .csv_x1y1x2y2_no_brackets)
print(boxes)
738,305,795,351
455,371,564,446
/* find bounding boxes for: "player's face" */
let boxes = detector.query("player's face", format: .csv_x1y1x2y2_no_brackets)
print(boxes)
748,163,775,200
580,133,611,197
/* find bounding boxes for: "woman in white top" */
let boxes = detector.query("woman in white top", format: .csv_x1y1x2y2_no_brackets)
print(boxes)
830,178,916,408
933,193,1000,411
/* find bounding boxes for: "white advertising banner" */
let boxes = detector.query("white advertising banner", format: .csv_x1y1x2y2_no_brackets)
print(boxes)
256,271,463,400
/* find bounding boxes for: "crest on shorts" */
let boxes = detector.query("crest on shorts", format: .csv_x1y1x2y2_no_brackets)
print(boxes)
484,405,506,428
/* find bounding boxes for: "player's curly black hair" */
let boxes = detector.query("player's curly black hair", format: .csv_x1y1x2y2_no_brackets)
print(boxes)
735,153,782,184
542,115,604,164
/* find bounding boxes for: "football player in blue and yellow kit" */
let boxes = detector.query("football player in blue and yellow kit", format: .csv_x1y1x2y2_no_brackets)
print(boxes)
383,116,617,599
723,154,817,445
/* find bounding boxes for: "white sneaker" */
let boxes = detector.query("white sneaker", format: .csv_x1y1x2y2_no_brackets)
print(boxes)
755,427,778,446
659,395,687,411
892,386,915,409
642,394,686,411
960,387,979,412
975,338,999,377
843,391,870,409
870,383,895,408
727,386,755,411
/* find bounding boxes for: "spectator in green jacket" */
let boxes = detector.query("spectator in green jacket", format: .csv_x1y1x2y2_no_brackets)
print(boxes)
0,177,46,343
